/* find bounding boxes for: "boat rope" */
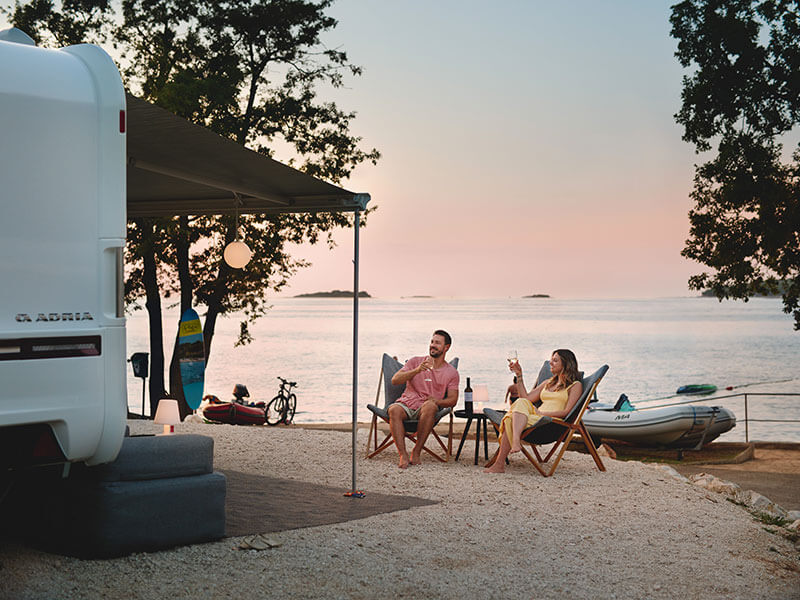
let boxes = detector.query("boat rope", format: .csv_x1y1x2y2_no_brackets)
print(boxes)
637,377,800,406
723,376,799,390
640,391,800,411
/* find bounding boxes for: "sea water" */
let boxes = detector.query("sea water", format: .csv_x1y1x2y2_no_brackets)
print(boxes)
125,297,800,442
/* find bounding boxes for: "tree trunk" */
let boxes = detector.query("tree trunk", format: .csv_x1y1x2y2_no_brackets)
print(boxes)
202,222,235,366
203,305,220,365
142,222,166,417
169,215,194,419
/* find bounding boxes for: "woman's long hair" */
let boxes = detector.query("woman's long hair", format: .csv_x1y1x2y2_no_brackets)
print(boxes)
547,349,580,390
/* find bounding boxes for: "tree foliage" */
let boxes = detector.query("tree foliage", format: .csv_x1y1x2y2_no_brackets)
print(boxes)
4,0,113,45
4,0,380,412
670,0,800,329
115,1,380,365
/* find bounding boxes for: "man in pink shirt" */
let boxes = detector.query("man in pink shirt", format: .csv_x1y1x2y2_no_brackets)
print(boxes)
389,330,459,468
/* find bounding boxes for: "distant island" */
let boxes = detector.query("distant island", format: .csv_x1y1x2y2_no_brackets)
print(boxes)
401,295,433,299
294,290,371,298
701,288,782,298
523,294,550,298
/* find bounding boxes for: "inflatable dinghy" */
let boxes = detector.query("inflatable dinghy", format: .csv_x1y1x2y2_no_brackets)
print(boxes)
584,399,735,448
202,401,265,425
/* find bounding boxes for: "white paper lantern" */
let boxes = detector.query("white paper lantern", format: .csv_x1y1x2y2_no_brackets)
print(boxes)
154,398,180,434
473,384,489,403
223,240,252,269
473,384,489,411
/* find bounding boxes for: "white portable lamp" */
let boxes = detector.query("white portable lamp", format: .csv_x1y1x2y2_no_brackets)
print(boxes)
154,398,180,435
223,193,252,269
473,384,489,412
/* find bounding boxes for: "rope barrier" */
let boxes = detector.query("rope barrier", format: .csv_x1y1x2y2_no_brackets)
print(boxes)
640,391,800,410
622,392,800,442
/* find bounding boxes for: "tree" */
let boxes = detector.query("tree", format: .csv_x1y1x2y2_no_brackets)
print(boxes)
670,0,800,329
5,0,113,46
121,0,380,416
5,0,380,415
124,217,173,412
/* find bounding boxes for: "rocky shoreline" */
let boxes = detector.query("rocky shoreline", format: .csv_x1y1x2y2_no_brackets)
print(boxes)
656,465,800,526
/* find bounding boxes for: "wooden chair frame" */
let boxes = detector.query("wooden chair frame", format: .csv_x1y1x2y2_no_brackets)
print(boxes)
486,364,608,477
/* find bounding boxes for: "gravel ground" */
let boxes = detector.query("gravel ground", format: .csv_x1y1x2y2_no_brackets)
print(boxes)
2,420,799,600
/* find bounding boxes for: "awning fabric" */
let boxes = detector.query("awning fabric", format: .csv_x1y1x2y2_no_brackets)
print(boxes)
125,93,369,217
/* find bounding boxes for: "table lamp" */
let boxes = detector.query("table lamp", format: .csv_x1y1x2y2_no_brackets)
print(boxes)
154,398,180,434
474,384,489,412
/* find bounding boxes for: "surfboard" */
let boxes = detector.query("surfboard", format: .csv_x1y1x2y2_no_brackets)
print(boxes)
178,308,205,410
675,384,717,395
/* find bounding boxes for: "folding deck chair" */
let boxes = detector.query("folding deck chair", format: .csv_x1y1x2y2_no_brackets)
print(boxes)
365,353,458,462
484,363,609,476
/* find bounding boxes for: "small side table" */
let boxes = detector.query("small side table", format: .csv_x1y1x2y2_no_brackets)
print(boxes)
454,409,490,465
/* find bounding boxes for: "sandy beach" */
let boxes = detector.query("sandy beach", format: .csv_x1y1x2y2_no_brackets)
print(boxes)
3,420,799,599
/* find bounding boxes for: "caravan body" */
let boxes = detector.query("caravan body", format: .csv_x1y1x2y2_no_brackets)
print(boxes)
0,31,127,467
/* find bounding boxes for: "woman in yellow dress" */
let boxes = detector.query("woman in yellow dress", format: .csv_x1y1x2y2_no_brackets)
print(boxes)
484,349,583,473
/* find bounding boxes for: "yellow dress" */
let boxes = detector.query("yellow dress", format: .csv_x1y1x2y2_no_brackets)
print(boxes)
498,381,579,445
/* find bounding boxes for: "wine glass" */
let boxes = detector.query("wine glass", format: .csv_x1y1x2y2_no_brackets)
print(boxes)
507,350,518,369
423,356,433,382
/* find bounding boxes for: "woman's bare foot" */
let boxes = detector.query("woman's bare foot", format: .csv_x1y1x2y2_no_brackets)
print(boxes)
510,442,522,454
409,450,422,465
398,453,410,469
483,463,505,473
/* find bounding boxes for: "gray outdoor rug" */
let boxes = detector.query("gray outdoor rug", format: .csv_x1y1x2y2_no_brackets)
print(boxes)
221,470,438,537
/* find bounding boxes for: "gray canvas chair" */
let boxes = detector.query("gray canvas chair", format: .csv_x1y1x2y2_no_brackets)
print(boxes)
484,362,609,476
365,353,458,462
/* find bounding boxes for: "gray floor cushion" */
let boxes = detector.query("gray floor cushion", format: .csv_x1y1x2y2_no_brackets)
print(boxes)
2,433,226,558
77,433,214,482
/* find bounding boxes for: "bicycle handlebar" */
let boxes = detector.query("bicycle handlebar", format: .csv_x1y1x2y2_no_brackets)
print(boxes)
277,376,298,388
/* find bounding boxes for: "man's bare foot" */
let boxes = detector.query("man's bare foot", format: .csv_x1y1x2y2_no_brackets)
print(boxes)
483,463,505,473
398,454,410,469
510,442,522,454
410,449,422,465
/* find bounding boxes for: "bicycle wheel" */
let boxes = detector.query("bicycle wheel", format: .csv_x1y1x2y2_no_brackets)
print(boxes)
265,396,286,426
285,393,297,424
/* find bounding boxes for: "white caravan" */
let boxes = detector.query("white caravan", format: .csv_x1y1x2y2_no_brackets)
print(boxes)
0,29,127,469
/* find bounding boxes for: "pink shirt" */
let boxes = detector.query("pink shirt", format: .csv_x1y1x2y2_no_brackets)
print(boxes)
397,356,460,411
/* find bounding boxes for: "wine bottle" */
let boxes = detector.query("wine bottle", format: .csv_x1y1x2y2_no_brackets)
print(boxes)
464,377,473,414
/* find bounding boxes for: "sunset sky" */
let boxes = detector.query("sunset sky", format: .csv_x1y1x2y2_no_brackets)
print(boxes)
2,1,704,299
282,0,704,299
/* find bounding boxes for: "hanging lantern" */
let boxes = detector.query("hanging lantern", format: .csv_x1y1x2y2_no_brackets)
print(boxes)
223,192,252,269
223,240,252,269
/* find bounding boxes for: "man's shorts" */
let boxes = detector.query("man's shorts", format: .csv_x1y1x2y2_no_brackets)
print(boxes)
398,403,422,419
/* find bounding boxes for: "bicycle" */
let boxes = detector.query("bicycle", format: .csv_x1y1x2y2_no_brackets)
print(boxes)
265,377,297,426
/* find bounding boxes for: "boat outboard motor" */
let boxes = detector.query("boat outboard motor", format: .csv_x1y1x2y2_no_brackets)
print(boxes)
232,383,250,404
613,393,635,412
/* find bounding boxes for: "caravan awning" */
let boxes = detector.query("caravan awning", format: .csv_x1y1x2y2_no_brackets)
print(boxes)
125,93,368,217
124,93,366,492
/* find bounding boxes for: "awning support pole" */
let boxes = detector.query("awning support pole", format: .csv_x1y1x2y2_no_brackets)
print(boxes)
351,208,360,492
